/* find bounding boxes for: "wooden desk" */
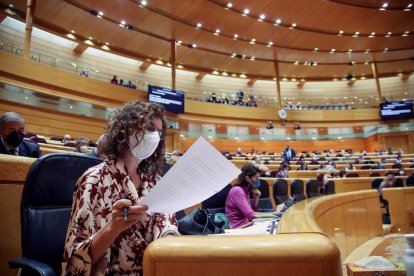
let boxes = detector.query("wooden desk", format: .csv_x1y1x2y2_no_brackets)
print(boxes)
346,235,407,275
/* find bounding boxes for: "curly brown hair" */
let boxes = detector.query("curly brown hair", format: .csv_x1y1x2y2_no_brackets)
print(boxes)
98,100,166,175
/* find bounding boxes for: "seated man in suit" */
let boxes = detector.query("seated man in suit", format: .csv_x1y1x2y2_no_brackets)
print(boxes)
0,112,40,158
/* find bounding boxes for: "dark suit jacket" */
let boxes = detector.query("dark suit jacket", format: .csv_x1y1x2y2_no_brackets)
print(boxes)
282,148,296,161
0,140,40,158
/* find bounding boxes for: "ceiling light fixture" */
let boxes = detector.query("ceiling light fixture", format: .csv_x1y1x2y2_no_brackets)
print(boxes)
338,30,344,36
140,0,147,6
196,22,202,28
259,14,266,20
243,8,250,15
226,2,233,8
275,18,282,25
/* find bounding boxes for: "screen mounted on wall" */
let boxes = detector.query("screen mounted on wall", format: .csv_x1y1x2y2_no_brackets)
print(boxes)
148,85,185,114
380,101,413,121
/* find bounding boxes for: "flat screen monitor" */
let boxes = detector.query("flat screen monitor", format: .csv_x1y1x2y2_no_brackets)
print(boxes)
380,101,413,120
148,85,185,114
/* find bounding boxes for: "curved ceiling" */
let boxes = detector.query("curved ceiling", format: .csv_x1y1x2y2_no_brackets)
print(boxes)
2,0,414,81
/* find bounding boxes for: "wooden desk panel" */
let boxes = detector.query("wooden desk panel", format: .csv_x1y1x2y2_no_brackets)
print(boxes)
144,233,342,276
382,187,414,234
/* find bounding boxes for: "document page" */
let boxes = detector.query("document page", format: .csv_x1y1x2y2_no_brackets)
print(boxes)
141,137,240,213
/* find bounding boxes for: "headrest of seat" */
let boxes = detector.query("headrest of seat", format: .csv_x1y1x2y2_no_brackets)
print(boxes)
22,153,102,206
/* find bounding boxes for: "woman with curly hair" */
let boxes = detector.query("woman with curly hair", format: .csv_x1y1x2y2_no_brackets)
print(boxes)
62,101,178,275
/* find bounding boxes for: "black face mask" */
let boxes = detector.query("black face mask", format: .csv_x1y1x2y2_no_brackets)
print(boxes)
5,131,24,148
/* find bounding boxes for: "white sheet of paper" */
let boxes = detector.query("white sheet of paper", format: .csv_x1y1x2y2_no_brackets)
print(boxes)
141,137,240,213
353,256,397,269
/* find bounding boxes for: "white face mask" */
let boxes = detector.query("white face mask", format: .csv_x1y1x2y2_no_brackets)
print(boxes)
130,131,160,160
79,145,88,153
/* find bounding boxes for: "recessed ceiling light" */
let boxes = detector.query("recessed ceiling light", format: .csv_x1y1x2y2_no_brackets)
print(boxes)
365,49,370,53
243,8,250,15
291,23,297,27
259,14,266,20
70,30,75,34
88,36,93,40
196,22,202,28
250,56,255,60
383,48,388,52
192,43,197,48
8,4,13,7
313,48,318,52
233,34,238,39
330,49,336,53
294,61,299,65
268,41,273,46
250,38,256,44
348,49,352,52
215,28,221,33
382,3,388,8
98,11,104,16
227,2,233,8
275,18,282,24
140,0,147,6
121,20,126,25
176,40,182,45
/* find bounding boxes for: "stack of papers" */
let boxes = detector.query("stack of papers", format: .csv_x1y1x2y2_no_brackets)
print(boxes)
141,137,240,213
353,256,397,270
221,220,278,235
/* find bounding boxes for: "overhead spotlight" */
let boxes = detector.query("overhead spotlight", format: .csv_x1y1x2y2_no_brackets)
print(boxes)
188,43,197,48
140,0,148,6
126,24,134,30
275,19,282,25
90,10,98,16
98,11,104,16
243,8,250,15
227,2,233,8
196,22,202,28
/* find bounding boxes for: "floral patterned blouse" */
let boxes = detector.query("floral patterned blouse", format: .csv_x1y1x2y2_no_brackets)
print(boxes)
62,159,178,275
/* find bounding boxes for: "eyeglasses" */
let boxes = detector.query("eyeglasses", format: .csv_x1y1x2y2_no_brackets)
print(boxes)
146,122,164,140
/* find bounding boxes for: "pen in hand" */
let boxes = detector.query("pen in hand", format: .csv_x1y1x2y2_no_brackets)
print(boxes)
121,194,128,221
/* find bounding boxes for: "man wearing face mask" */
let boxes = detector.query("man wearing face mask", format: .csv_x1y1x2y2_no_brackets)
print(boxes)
62,101,178,275
225,164,278,228
74,136,89,153
0,112,40,158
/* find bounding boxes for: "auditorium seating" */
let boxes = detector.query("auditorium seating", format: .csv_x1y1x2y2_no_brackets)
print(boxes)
272,179,289,205
8,153,102,275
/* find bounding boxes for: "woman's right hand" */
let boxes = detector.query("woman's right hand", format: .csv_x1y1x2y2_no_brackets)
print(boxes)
251,188,261,200
110,199,149,235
